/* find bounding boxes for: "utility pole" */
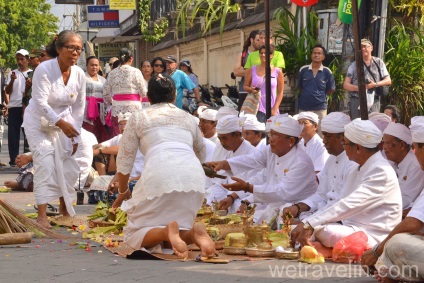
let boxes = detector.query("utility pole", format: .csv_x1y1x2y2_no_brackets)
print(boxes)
352,0,368,119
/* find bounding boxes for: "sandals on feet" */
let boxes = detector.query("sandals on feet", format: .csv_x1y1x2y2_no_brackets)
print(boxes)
33,203,60,216
195,254,229,264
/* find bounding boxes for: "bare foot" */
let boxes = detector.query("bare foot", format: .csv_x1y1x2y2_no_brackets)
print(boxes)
4,180,19,189
37,217,52,229
165,221,188,259
311,241,333,259
59,198,70,217
374,270,399,283
192,222,215,258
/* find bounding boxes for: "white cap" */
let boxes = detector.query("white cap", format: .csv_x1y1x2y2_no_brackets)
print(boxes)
197,106,218,121
270,116,302,137
242,114,265,132
216,115,246,134
344,119,383,148
321,112,351,133
117,112,132,123
369,112,391,132
383,122,412,145
297,112,319,124
265,114,288,132
15,49,29,57
215,106,239,121
410,116,424,143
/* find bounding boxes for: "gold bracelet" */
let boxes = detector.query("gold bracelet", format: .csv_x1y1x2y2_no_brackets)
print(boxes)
118,188,129,195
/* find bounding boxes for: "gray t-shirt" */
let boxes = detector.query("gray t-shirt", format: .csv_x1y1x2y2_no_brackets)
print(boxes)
346,57,389,97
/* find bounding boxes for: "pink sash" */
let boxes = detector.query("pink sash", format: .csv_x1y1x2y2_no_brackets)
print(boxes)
113,94,141,101
86,97,104,120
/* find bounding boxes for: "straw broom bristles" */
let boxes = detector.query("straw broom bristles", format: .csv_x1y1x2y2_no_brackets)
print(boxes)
0,199,69,238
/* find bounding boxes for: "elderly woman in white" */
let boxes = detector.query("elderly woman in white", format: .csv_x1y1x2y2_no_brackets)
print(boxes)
23,30,86,228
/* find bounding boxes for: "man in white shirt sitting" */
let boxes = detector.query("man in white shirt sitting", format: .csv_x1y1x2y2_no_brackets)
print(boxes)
291,119,402,258
209,116,317,223
362,116,424,282
383,122,424,218
197,106,218,144
242,114,266,150
282,112,355,222
297,112,329,173
205,115,255,210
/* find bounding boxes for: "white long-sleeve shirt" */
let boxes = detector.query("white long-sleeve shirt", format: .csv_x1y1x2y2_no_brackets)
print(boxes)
229,144,318,204
393,150,424,209
299,134,329,172
305,151,402,244
302,151,356,211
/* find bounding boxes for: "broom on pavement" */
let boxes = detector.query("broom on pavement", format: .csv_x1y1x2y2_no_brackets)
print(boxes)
0,199,65,244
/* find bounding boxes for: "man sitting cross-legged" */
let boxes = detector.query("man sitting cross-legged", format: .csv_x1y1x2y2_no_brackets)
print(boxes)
291,119,402,258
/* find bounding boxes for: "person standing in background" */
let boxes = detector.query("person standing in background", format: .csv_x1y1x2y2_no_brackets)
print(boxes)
5,49,32,166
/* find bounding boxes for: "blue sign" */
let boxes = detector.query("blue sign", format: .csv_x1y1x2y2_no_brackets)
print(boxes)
87,5,119,28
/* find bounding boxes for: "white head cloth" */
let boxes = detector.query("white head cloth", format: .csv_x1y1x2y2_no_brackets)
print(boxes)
410,116,424,143
197,106,218,121
242,114,265,132
216,106,239,121
266,114,288,132
270,116,302,137
344,119,383,148
321,112,351,133
369,112,391,132
297,111,319,124
383,122,412,145
117,112,132,123
216,115,246,134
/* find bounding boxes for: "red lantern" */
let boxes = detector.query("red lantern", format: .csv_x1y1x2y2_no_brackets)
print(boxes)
291,0,319,7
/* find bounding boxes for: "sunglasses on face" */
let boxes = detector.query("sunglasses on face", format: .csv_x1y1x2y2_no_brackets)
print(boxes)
154,64,164,67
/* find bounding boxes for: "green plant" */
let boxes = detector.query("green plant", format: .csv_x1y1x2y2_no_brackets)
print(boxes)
327,57,345,113
383,21,424,124
273,7,318,80
176,0,239,38
139,0,169,42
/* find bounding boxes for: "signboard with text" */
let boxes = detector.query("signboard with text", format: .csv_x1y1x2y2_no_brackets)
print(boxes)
87,5,119,28
110,0,136,10
98,42,130,61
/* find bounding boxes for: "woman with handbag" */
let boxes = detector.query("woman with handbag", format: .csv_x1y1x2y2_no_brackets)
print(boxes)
22,30,86,228
243,45,284,123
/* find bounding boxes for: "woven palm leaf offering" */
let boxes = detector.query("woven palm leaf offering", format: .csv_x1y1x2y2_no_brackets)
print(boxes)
83,200,127,239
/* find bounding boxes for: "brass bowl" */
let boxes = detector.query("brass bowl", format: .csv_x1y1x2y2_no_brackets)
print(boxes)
276,251,300,260
245,247,276,258
223,246,246,255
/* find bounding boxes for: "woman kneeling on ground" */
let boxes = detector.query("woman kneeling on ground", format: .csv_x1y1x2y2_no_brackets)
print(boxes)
111,73,215,258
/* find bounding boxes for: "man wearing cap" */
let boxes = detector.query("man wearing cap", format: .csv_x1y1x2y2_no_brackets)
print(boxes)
291,119,402,255
297,111,329,173
383,122,424,216
24,49,43,108
242,114,266,150
282,112,355,221
361,116,424,282
164,55,202,109
197,106,218,144
209,116,317,223
343,39,392,119
205,115,255,211
298,44,335,122
5,49,32,166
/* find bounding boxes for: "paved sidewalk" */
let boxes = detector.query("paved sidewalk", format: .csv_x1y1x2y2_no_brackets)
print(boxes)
0,124,376,283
